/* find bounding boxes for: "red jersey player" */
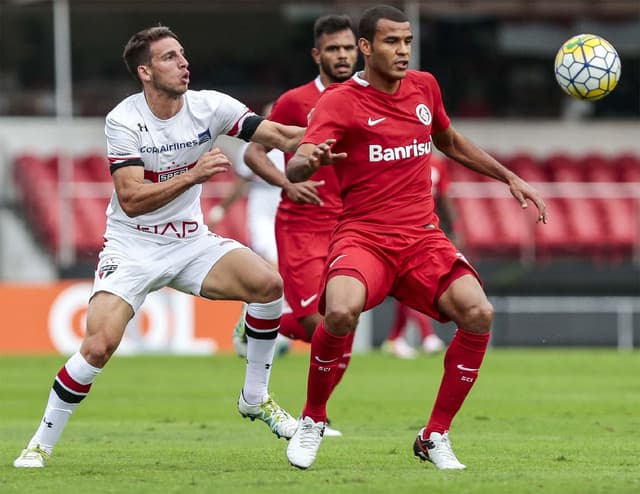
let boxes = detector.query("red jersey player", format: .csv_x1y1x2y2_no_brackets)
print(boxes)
383,158,459,358
285,5,548,470
243,14,358,436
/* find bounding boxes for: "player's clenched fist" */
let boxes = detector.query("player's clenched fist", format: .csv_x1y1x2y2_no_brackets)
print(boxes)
190,148,232,183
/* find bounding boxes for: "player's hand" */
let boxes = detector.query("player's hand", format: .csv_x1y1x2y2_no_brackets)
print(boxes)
309,139,347,168
190,148,231,184
508,175,548,224
283,180,325,205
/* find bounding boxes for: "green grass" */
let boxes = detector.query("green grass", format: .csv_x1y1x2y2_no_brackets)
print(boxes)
1,349,639,493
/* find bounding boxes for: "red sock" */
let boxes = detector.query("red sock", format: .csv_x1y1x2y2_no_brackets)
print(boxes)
426,328,490,434
302,321,347,422
331,331,354,394
279,313,311,342
388,303,409,340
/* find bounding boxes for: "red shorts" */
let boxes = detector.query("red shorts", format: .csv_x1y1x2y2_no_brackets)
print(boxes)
275,216,333,318
319,226,481,322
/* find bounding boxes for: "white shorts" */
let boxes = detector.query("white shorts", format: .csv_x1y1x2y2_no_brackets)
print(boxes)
91,232,247,313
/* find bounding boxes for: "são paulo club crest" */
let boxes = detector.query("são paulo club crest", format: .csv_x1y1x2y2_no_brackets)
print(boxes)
415,104,432,125
98,257,119,279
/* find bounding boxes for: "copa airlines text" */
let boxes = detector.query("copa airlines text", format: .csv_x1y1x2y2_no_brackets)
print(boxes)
369,139,432,162
140,139,198,154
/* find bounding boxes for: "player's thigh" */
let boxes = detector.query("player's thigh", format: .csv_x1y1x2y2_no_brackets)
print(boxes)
437,273,493,332
324,274,367,316
200,247,282,301
394,231,482,322
322,237,393,315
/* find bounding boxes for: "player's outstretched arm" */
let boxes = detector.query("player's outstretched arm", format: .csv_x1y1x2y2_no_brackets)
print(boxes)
244,142,323,205
251,120,305,153
286,139,347,183
433,126,548,224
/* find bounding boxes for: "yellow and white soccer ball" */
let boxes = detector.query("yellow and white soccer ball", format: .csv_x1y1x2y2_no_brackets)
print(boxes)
554,33,621,101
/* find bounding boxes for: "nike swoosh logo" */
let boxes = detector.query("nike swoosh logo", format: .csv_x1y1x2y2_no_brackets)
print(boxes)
300,294,318,308
457,364,479,372
314,356,339,364
367,117,386,126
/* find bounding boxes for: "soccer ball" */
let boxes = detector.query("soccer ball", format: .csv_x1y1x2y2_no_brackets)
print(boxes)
554,33,621,101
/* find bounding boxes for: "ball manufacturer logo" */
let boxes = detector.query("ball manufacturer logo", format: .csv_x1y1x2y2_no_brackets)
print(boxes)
416,104,432,125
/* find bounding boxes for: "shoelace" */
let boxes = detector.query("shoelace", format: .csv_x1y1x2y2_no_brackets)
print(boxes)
261,398,289,424
298,420,323,448
432,434,459,464
23,446,49,460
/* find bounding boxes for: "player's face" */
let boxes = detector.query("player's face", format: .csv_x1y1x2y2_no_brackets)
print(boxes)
142,37,190,97
365,19,412,82
313,29,357,83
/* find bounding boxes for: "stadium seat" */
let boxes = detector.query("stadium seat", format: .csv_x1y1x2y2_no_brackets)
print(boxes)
546,153,585,183
447,157,488,182
531,198,574,259
490,197,532,257
507,154,549,182
13,151,640,266
614,154,640,183
455,197,505,258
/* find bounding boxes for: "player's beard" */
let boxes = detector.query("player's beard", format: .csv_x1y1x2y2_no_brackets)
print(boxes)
150,74,187,98
321,58,353,84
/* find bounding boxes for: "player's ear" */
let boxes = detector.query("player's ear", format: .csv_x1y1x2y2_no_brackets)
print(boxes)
137,65,151,82
311,47,321,65
358,37,371,56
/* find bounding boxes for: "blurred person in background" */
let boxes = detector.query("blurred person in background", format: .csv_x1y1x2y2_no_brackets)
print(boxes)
382,158,461,358
243,13,358,437
284,5,547,470
14,25,303,468
207,101,317,358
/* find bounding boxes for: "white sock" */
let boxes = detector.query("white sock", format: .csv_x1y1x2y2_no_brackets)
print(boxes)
28,352,102,455
243,297,282,404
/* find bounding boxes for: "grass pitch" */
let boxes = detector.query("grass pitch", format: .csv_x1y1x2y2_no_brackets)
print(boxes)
1,349,638,493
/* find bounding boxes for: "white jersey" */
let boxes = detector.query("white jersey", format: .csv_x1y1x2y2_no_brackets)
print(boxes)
105,90,256,244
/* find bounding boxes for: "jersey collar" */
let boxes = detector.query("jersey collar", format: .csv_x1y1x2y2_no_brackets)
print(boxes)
353,71,369,87
314,75,326,93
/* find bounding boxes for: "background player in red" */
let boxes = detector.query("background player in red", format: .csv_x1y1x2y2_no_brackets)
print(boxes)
284,5,548,470
382,158,460,358
243,14,358,436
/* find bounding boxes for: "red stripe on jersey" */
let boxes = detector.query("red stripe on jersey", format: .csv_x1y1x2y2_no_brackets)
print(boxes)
246,313,280,331
144,161,197,183
108,156,140,163
226,109,252,137
57,366,92,394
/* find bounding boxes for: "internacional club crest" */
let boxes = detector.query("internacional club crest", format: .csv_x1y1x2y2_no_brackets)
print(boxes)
415,104,432,125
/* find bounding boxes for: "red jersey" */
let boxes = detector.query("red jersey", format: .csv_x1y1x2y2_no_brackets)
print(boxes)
303,70,451,235
269,76,342,230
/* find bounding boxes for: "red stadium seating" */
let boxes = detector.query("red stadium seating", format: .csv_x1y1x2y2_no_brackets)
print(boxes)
455,197,504,258
13,151,640,265
508,154,550,182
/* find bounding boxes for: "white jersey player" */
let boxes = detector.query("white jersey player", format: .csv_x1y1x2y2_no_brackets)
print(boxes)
14,25,301,469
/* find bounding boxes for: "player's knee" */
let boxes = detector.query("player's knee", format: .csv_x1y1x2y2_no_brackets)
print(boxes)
324,308,357,335
80,334,117,368
463,300,494,333
255,270,283,302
